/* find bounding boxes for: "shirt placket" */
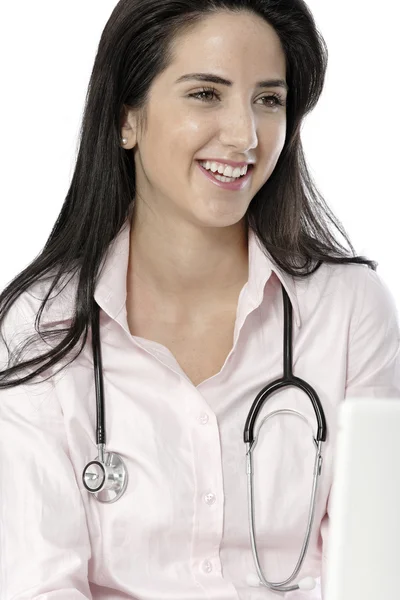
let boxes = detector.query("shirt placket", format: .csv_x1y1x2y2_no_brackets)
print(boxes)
189,393,240,599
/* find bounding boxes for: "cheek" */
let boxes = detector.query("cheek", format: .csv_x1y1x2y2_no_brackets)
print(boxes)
262,121,286,160
275,118,287,149
173,115,211,155
156,114,203,158
263,146,284,178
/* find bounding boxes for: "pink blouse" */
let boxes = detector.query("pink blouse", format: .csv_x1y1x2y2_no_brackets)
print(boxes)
1,217,399,599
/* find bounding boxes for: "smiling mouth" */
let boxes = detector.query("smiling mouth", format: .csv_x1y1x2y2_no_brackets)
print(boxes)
196,161,254,180
196,161,254,190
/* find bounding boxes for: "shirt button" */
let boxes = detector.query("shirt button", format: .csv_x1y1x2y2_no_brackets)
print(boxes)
199,413,209,424
201,559,213,574
204,492,216,505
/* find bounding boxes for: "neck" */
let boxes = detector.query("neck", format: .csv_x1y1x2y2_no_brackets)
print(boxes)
126,212,249,322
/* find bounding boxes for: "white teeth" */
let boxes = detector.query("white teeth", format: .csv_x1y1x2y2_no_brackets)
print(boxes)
199,160,248,178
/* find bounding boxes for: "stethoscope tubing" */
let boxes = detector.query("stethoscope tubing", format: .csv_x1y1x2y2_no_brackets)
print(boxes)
244,285,327,445
91,297,106,447
243,285,326,592
246,437,323,591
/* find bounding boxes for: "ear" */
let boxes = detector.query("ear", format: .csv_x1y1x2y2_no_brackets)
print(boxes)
120,105,138,148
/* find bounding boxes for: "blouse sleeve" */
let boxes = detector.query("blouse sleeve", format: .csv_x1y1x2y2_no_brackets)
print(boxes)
320,267,400,597
0,296,92,599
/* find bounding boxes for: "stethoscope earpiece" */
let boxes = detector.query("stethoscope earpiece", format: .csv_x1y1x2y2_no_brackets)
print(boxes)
246,573,317,591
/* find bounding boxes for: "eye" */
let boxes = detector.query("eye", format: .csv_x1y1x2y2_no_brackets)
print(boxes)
188,87,286,108
188,86,220,102
259,92,286,108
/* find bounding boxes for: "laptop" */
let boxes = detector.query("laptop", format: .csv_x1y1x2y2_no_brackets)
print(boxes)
325,397,400,600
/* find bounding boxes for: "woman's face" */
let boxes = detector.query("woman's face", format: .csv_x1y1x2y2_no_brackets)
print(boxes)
124,10,288,229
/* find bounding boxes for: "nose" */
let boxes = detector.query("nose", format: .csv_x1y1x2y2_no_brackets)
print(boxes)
218,102,259,153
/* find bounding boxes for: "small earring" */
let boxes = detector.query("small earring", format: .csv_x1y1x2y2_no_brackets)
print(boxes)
121,137,128,145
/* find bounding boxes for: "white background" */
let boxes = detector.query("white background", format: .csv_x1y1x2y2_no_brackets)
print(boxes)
0,1,398,308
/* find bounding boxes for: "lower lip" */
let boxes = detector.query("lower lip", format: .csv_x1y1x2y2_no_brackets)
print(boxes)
197,161,253,191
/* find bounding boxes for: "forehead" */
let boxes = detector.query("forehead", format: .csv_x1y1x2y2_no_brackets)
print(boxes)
169,10,286,74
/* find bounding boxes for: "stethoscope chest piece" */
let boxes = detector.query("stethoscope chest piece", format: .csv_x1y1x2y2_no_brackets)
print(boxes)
82,451,128,503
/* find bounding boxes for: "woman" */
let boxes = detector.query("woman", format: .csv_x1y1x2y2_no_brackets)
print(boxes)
0,0,399,598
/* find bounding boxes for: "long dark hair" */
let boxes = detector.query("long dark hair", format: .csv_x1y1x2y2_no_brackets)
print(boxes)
0,0,377,390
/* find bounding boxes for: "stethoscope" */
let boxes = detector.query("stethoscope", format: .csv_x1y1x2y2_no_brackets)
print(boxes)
82,283,327,594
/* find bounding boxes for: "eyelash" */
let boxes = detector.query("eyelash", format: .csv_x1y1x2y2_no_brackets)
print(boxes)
188,86,286,107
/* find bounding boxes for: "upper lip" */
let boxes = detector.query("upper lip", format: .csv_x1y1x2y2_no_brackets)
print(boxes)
197,159,255,168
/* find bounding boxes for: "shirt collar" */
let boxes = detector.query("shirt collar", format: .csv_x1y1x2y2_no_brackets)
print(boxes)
93,217,301,330
246,227,301,329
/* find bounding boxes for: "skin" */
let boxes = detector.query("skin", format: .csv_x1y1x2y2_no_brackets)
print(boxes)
121,10,288,327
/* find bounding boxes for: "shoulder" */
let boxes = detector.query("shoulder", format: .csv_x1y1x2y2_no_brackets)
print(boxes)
1,270,78,335
0,271,79,384
324,262,398,322
294,261,399,332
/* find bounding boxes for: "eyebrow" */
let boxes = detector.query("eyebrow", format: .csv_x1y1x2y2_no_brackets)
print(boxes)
175,72,289,92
